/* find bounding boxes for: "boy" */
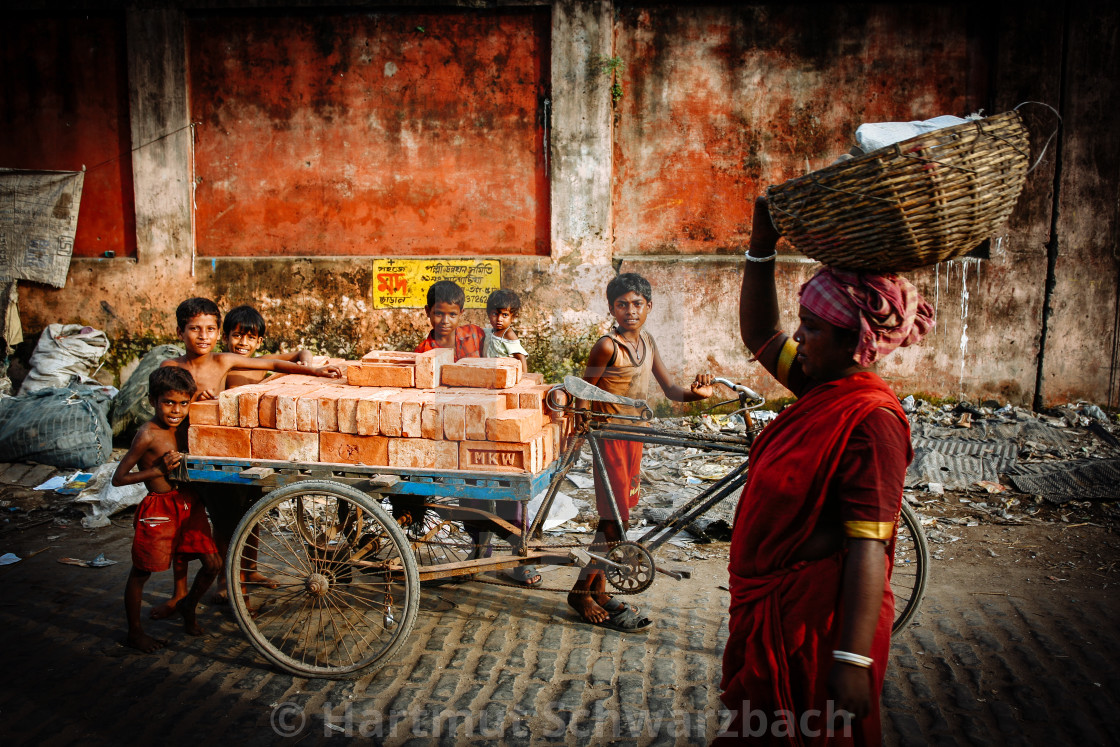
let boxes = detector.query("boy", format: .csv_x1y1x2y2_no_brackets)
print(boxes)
222,304,316,389
161,297,339,399
415,280,485,360
567,273,714,630
161,297,340,606
113,367,221,652
483,288,528,372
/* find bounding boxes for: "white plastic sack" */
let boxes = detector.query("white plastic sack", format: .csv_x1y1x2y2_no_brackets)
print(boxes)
527,489,579,531
21,324,110,393
855,115,975,153
71,461,147,529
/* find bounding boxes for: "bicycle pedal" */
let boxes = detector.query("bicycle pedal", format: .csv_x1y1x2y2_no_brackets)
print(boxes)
567,549,593,567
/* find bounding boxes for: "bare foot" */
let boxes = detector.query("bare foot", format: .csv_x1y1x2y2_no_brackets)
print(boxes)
208,588,229,606
568,592,610,624
127,631,166,653
176,599,204,636
149,597,185,620
245,570,278,589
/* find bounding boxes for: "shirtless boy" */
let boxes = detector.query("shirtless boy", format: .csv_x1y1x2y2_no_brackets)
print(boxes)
161,297,340,606
113,366,221,652
161,297,339,399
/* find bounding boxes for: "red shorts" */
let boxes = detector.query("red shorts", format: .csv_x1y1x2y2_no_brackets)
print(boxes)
132,487,218,572
594,439,644,523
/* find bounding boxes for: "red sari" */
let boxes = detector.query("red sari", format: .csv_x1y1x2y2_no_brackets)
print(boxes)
718,372,908,745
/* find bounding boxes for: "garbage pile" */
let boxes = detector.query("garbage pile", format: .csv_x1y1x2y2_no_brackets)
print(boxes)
543,398,1120,559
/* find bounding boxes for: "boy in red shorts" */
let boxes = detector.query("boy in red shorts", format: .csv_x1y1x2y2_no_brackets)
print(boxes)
113,366,221,653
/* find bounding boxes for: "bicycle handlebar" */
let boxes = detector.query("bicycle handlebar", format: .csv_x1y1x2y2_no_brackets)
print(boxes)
713,377,763,402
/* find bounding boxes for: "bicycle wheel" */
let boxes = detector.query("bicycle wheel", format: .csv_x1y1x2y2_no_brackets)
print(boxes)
891,501,929,633
398,504,482,587
227,480,420,679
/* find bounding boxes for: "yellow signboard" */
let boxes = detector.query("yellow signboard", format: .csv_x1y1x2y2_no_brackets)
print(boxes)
372,259,502,309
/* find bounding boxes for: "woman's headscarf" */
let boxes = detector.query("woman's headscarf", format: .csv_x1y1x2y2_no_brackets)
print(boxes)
799,267,935,366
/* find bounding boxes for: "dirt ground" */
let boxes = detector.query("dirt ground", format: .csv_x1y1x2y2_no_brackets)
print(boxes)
1,470,1118,745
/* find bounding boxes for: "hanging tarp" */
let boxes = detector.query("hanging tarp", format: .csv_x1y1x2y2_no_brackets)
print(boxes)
0,168,85,288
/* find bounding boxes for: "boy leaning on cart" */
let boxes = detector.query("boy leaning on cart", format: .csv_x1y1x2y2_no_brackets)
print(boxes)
569,273,714,631
112,367,221,653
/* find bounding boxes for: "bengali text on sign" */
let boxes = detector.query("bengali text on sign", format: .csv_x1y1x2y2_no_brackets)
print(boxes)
372,259,502,309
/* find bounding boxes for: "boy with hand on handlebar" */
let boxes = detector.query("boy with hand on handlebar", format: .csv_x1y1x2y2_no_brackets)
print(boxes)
568,273,714,631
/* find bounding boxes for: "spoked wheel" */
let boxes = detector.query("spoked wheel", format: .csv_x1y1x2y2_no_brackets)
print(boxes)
397,504,482,587
891,501,930,633
227,480,420,679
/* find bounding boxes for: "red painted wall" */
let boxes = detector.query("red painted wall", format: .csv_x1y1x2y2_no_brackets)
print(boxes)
0,13,136,258
613,5,988,255
187,9,551,258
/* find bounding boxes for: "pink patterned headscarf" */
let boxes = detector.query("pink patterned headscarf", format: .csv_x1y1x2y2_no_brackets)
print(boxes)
798,267,935,366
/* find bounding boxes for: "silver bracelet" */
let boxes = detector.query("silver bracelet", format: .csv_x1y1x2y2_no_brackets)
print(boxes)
832,650,873,668
744,249,777,262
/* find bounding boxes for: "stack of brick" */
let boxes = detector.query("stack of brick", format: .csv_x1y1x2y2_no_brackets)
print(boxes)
187,348,570,474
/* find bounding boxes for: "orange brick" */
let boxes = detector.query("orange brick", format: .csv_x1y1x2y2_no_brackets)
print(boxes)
388,438,459,470
238,390,263,428
518,384,554,414
188,425,252,458
421,401,443,439
338,387,383,434
459,440,535,473
486,408,544,442
415,347,454,388
319,431,389,465
351,388,401,436
218,389,239,427
189,400,219,426
297,388,331,432
361,350,418,364
378,392,413,437
251,429,320,462
258,392,278,429
347,362,415,388
439,358,521,389
318,391,341,432
463,393,508,440
400,395,426,439
522,372,545,384
543,424,557,467
533,431,546,472
274,385,317,430
442,402,466,440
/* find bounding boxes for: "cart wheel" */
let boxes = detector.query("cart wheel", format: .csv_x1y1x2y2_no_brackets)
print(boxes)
399,507,481,587
604,541,656,594
891,501,930,634
227,480,420,679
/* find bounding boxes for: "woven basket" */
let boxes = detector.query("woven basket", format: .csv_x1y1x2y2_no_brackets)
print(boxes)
766,110,1030,272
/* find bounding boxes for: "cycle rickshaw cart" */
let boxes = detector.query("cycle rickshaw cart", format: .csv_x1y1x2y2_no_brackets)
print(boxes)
183,377,929,679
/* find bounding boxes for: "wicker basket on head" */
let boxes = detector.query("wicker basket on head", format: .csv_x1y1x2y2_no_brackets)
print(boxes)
765,110,1030,272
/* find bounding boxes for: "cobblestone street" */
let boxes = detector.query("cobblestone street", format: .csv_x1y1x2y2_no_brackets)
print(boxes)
1,514,1117,746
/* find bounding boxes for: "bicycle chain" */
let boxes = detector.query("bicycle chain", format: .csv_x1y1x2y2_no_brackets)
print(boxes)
410,537,647,596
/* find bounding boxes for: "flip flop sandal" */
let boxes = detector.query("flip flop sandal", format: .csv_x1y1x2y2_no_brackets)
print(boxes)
595,606,652,633
501,565,543,588
601,596,640,616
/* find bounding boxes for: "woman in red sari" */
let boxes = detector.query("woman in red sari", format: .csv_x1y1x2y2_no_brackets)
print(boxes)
716,197,934,745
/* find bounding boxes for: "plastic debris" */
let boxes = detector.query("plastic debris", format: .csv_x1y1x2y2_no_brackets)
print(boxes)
58,553,117,568
0,552,21,565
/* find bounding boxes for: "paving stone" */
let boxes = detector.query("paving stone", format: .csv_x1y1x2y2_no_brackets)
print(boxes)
409,654,440,682
490,672,516,702
621,644,646,672
563,647,588,675
474,653,498,679
532,651,556,681
650,657,675,686
482,628,506,652
590,654,614,686
618,673,645,707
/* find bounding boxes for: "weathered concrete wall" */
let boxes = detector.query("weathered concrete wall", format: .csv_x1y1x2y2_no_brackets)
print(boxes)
187,9,551,257
0,13,136,258
10,2,1120,408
